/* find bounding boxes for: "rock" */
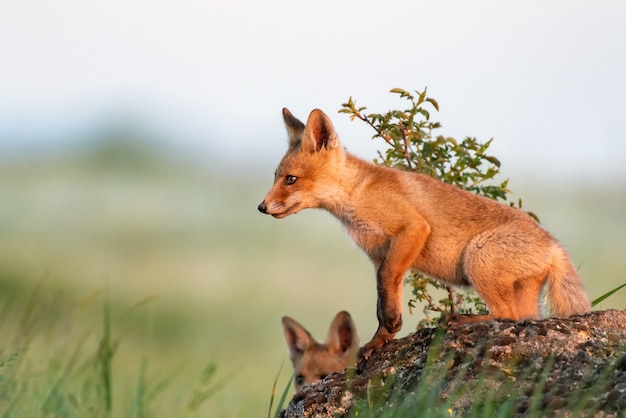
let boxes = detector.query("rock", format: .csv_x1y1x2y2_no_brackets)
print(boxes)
280,310,626,417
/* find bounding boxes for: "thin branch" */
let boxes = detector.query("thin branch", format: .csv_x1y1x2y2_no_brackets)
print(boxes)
355,112,394,146
400,123,413,170
447,286,457,314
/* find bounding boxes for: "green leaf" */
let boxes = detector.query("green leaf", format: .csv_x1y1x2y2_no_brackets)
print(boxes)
425,97,439,111
484,155,501,167
390,88,412,99
417,89,427,105
417,108,430,120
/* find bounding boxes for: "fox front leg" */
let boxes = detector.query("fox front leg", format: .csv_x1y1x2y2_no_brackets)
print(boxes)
360,219,430,360
361,260,405,359
361,268,404,359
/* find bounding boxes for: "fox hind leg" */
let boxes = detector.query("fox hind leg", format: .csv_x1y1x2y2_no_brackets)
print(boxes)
448,271,546,326
468,272,519,320
460,223,555,322
513,271,547,320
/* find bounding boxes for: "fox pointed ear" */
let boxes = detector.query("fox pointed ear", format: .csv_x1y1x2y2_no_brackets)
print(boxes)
282,316,314,363
282,108,305,150
325,311,359,358
301,109,340,153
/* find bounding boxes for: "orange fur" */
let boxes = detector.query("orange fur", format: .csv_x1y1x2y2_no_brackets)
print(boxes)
282,311,359,392
260,108,591,357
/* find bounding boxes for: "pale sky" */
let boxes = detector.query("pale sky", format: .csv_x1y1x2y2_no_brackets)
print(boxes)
1,1,625,183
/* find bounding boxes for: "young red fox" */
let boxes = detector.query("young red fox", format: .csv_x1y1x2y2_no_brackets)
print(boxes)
282,311,359,392
259,108,591,358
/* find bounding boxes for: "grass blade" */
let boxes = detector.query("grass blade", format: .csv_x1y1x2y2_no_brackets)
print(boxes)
267,359,293,418
273,375,294,418
592,282,626,306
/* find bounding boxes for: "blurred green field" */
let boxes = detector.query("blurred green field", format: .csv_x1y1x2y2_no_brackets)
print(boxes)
0,139,624,416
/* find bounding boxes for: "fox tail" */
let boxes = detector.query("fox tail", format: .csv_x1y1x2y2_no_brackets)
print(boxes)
546,246,592,317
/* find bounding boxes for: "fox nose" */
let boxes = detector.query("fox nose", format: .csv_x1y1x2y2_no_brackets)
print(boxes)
257,201,267,213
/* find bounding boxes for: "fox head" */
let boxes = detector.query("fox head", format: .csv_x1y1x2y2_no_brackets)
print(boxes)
282,311,359,392
257,108,346,218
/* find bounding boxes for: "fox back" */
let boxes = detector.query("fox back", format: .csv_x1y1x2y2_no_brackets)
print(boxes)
282,311,359,392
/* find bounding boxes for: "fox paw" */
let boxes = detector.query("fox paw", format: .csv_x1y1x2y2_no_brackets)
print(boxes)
357,346,370,365
357,337,390,363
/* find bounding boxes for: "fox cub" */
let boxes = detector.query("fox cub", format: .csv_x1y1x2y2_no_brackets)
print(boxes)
260,108,591,357
282,311,359,392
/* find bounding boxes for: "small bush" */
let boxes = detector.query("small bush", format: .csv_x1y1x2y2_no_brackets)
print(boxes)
340,88,535,327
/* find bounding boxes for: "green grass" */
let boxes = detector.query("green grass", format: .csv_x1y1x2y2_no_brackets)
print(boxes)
0,281,225,417
0,145,624,416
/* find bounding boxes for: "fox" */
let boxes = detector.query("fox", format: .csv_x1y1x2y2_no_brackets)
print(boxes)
282,311,359,392
258,107,592,358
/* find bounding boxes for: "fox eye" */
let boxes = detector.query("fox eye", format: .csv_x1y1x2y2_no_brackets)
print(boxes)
286,175,298,185
295,375,304,385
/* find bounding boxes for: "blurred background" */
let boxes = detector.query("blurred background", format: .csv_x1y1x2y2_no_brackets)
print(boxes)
1,1,625,416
